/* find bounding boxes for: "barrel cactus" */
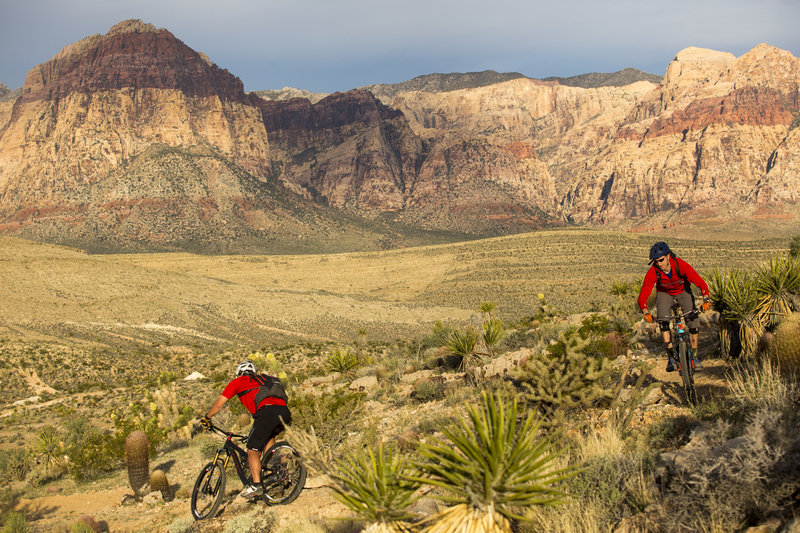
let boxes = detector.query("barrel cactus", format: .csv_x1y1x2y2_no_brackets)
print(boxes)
76,515,101,533
124,430,150,496
150,469,171,500
771,312,800,374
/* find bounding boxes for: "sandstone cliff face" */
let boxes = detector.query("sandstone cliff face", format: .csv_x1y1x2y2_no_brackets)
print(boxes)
0,20,270,209
391,44,800,225
259,89,562,232
1,21,798,250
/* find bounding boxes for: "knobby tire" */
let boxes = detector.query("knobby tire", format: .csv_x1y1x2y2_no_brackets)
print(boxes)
678,341,697,405
260,441,307,505
191,459,226,520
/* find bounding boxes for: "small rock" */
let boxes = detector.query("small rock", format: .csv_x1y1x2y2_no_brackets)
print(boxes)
183,371,206,381
142,491,163,505
349,375,378,391
46,486,62,494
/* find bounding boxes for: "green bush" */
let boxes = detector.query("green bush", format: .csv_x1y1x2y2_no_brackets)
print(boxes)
410,379,446,403
0,449,33,482
790,235,800,258
1,511,28,533
325,348,359,377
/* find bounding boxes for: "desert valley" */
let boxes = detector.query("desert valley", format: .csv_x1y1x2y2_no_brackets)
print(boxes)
0,18,799,533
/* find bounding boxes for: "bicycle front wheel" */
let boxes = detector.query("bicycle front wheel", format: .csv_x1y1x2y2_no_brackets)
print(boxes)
678,341,697,405
261,441,307,505
191,459,227,520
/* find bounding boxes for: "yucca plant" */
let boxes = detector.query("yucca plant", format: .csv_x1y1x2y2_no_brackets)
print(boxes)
754,254,800,328
710,269,764,358
329,442,420,533
412,391,574,533
479,301,496,317
326,347,360,378
446,327,483,370
482,318,505,356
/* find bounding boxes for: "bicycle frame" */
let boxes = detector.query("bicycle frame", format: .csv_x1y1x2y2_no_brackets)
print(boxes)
657,302,698,404
210,428,253,487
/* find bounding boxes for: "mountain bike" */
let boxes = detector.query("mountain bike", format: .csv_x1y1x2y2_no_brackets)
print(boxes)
658,303,698,406
190,422,307,520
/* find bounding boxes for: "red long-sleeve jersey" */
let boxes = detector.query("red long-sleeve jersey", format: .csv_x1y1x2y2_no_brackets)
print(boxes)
637,256,709,311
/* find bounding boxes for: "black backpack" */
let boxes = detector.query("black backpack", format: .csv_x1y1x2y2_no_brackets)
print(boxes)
236,374,288,406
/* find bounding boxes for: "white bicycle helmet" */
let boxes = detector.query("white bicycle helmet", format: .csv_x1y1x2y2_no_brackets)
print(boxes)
234,361,256,377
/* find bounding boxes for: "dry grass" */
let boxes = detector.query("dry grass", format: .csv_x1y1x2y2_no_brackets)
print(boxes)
0,231,786,351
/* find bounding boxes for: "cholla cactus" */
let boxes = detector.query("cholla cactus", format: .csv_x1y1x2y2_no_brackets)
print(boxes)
413,391,573,533
514,332,613,425
124,430,150,496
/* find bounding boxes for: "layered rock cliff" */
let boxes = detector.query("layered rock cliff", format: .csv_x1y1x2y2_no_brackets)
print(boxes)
0,20,437,252
390,44,800,226
0,20,798,251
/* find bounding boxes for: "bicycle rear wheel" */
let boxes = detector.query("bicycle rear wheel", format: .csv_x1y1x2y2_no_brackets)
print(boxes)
191,459,227,520
678,341,697,405
260,441,307,505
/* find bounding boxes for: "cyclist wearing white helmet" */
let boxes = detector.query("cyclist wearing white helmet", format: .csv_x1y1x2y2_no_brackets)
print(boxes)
200,360,291,499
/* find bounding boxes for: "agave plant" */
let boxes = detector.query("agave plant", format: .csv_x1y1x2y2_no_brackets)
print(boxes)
326,347,360,377
754,254,800,328
329,442,420,532
412,391,573,533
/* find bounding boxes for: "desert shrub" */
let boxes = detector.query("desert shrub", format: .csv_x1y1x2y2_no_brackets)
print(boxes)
482,317,505,356
445,326,481,370
410,379,446,403
291,391,366,450
0,449,33,482
609,280,633,296
647,415,695,451
790,235,800,258
157,371,178,387
659,407,800,531
68,521,95,533
726,358,799,415
1,511,28,533
66,430,120,481
222,508,277,533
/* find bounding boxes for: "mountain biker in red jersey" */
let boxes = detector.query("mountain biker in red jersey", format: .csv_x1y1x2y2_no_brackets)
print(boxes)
199,361,291,499
638,242,711,372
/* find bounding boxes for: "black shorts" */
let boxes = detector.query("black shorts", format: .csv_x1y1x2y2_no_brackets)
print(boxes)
247,404,291,452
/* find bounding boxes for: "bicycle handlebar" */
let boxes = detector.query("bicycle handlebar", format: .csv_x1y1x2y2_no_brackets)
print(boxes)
655,309,697,322
198,420,248,442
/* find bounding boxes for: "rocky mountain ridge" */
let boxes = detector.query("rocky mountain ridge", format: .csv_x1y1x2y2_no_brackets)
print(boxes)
0,20,798,252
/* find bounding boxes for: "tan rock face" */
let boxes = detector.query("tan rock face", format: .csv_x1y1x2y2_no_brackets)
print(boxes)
391,44,800,225
0,20,798,250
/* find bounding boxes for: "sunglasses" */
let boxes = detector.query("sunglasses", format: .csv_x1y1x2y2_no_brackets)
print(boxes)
655,256,669,263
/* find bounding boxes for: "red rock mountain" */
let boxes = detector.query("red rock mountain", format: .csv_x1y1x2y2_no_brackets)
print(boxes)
0,21,798,252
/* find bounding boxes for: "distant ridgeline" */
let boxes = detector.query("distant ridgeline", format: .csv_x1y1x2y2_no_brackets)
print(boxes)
0,19,798,253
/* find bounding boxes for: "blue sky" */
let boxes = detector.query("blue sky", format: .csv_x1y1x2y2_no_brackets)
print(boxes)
1,0,798,93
